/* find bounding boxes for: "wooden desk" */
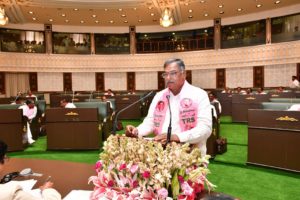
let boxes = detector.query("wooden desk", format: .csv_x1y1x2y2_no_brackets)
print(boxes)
0,158,94,197
248,109,300,172
232,94,269,122
0,109,24,151
115,95,142,119
46,108,100,150
216,93,232,116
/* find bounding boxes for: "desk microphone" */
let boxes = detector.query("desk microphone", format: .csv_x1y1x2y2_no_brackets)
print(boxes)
112,91,154,134
166,95,172,145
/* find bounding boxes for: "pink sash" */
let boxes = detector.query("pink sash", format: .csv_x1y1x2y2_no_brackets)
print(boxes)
153,91,198,135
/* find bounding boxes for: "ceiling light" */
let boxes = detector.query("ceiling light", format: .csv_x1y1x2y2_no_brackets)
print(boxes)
150,13,155,16
0,7,9,25
74,8,78,11
218,5,223,8
95,20,99,23
49,19,53,22
138,19,142,22
275,1,281,4
92,14,97,18
204,13,209,17
188,9,193,13
219,11,224,14
160,8,173,27
121,14,126,17
109,20,114,23
148,7,153,10
200,0,205,3
237,8,243,12
29,11,33,14
256,4,262,8
65,19,69,23
61,13,66,17
32,17,36,21
118,8,122,11
80,20,84,23
185,3,189,6
104,8,108,11
124,20,128,23
133,7,137,10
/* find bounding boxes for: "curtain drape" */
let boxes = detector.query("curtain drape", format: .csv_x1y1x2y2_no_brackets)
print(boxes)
5,73,30,97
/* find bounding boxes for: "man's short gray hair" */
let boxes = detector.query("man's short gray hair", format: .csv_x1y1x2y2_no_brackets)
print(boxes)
163,58,185,71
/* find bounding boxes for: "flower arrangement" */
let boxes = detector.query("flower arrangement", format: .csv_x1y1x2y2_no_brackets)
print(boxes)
89,135,215,199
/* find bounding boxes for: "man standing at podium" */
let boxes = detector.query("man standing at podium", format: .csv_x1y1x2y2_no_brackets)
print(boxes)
126,58,212,156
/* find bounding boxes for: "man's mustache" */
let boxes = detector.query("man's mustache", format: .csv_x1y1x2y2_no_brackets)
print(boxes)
166,81,175,84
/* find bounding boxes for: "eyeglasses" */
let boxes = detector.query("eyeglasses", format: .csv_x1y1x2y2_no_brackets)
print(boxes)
161,70,182,79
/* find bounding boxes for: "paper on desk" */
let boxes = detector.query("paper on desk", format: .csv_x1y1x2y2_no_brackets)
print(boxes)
8,179,37,192
63,190,92,200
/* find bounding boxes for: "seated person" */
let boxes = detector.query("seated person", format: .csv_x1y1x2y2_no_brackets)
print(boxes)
18,100,37,144
104,89,114,97
60,99,76,108
128,89,136,95
26,90,38,101
256,87,267,94
246,88,253,95
0,140,61,200
291,76,299,88
288,104,300,111
11,97,22,105
234,87,246,94
221,87,232,94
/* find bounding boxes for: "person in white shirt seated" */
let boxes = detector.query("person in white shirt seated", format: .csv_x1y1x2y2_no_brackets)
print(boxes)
208,92,222,117
291,76,300,88
256,87,267,94
288,104,300,111
26,90,38,101
60,99,76,108
104,89,115,97
0,140,62,200
18,100,37,144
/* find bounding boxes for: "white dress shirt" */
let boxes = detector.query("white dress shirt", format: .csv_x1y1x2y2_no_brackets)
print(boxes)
137,81,212,156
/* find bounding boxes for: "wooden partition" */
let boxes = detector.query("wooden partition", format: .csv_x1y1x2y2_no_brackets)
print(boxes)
115,95,142,119
216,93,232,116
46,108,100,150
248,109,300,172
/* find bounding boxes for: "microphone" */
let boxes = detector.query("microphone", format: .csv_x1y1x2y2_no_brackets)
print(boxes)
112,91,154,134
166,95,172,145
72,91,75,103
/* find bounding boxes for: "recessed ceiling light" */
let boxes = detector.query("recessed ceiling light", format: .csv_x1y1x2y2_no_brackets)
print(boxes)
124,20,128,23
133,7,137,10
150,13,155,16
275,0,280,4
218,5,223,8
256,4,262,8
200,0,205,3
185,3,189,6
138,19,142,22
80,20,84,23
32,17,36,21
237,8,243,12
118,8,123,12
172,32,175,35
219,11,224,14
104,8,108,11
109,20,114,23
65,19,69,23
148,7,153,10
61,13,66,17
29,11,33,14
188,9,193,13
92,14,97,18
204,13,209,17
73,8,78,11
49,19,53,22
95,20,99,23
188,15,193,19
121,14,126,17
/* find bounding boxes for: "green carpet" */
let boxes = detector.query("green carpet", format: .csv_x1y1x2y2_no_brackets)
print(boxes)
7,116,300,200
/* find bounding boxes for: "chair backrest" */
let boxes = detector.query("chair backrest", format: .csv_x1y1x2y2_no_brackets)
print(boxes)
269,98,300,103
74,102,111,120
261,102,294,110
0,104,20,110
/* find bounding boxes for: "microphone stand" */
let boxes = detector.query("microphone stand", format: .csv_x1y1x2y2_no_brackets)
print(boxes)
112,91,154,134
165,95,172,147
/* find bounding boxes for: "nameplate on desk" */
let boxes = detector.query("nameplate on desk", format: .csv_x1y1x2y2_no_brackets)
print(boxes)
246,97,256,100
271,94,279,97
65,112,79,116
276,116,298,122
72,98,79,101
122,97,129,100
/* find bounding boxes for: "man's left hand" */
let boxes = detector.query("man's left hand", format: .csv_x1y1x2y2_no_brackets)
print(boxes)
154,134,180,143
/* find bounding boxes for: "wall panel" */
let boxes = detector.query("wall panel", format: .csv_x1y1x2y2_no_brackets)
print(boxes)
37,72,63,91
72,72,95,91
226,67,253,88
192,69,216,89
264,64,297,87
135,72,157,90
104,72,127,91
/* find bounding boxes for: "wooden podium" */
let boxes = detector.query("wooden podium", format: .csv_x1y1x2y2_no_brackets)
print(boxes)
248,109,300,172
0,109,24,151
46,108,101,150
